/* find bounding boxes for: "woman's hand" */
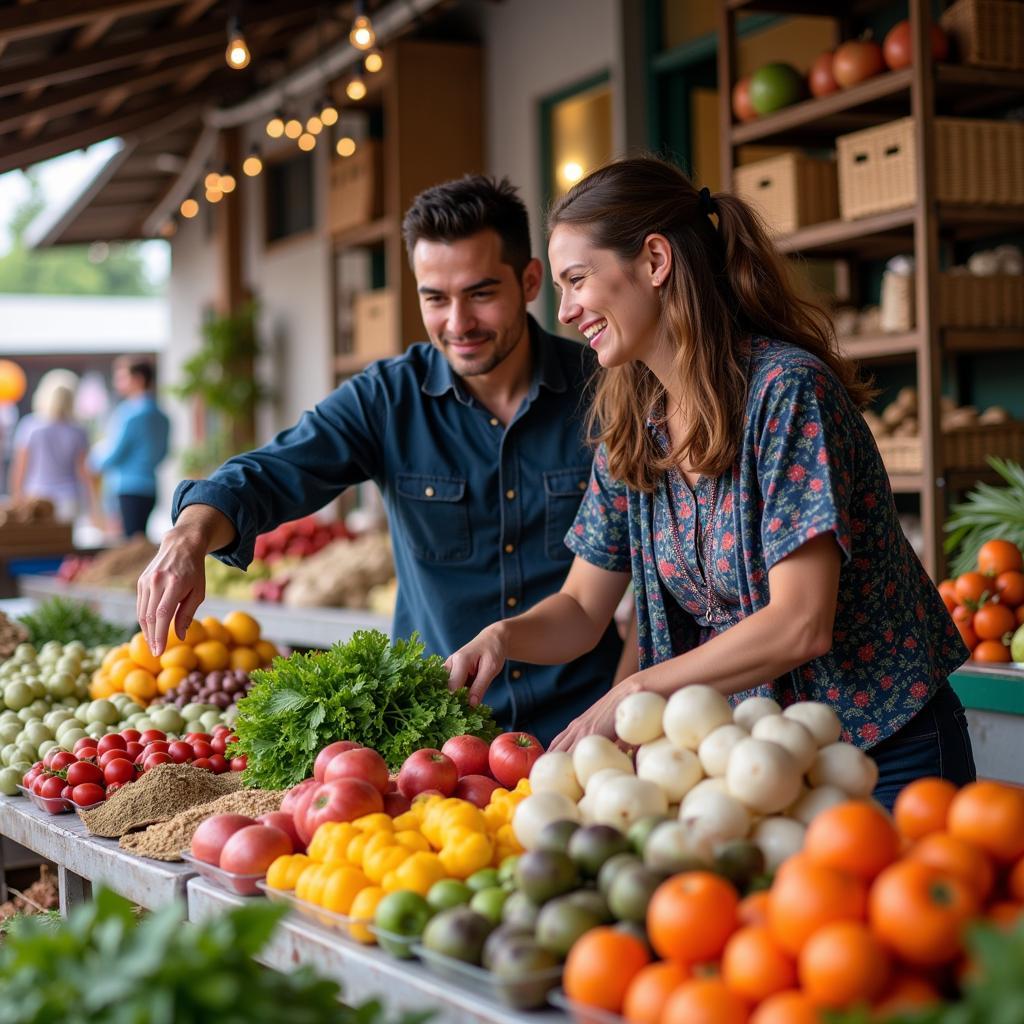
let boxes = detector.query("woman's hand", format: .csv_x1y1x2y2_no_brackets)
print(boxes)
549,676,646,753
445,624,508,707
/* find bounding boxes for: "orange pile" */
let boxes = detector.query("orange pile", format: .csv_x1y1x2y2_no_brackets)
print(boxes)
563,778,1024,1023
89,610,279,705
939,538,1024,663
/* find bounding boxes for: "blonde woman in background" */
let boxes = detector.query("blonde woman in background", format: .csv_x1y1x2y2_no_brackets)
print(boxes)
10,369,93,522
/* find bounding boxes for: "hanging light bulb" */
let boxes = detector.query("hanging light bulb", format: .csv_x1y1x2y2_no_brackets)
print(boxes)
349,4,375,51
319,97,339,126
179,198,199,219
242,149,263,177
306,114,324,135
220,173,237,194
336,136,357,158
297,132,317,152
266,112,285,138
346,72,367,101
205,187,224,203
225,17,251,70
204,171,221,191
364,49,383,74
284,118,303,139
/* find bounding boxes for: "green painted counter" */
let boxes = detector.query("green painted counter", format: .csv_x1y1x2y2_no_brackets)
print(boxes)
951,664,1024,715
950,664,1024,785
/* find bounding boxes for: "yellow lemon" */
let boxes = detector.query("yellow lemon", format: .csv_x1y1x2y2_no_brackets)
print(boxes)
193,641,230,672
160,645,198,671
199,617,230,645
229,647,260,672
255,639,279,665
182,619,208,646
223,610,261,647
124,669,158,702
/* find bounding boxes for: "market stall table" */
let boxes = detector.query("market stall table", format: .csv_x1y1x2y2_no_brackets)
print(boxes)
187,878,563,1024
18,574,392,649
951,663,1024,786
0,795,195,915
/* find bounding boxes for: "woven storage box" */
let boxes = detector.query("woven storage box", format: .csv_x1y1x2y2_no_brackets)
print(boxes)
876,436,923,475
941,0,1024,70
732,153,839,236
837,117,1024,220
945,422,1024,468
880,271,915,332
938,273,1024,326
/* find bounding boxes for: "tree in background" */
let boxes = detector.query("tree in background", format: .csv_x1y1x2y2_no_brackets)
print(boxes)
0,173,157,296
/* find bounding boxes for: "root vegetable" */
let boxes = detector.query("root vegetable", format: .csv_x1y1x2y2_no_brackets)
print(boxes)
782,701,842,747
678,788,752,847
751,816,806,872
614,691,666,746
636,744,702,803
663,685,732,750
789,785,849,826
572,735,633,788
732,695,781,732
698,724,748,778
807,742,878,797
592,776,669,832
635,736,673,773
512,792,581,851
751,715,817,773
726,737,803,814
585,767,631,795
528,751,582,802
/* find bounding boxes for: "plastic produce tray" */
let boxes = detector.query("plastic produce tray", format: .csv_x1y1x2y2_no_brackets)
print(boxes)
180,851,265,896
255,880,374,942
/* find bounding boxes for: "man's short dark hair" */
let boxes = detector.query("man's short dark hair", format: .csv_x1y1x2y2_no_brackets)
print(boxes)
121,359,155,389
402,175,532,277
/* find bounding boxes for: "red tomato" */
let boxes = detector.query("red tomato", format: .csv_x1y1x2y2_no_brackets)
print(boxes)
105,782,124,795
144,741,170,756
139,730,167,744
731,77,757,123
185,732,211,744
99,748,129,769
96,734,127,755
35,775,65,799
324,747,389,793
280,778,318,817
72,737,96,755
66,761,104,788
229,755,247,772
119,729,142,743
219,824,293,874
124,741,145,760
190,813,257,865
313,740,363,783
397,749,458,799
22,767,43,789
61,785,74,801
441,735,491,778
71,783,106,807
995,571,1024,608
103,759,135,786
47,751,77,772
167,741,194,764
192,757,213,771
808,51,838,97
212,724,232,737
488,732,545,788
76,746,98,762
143,752,173,772
188,740,212,759
257,811,304,852
882,19,949,70
299,779,383,844
833,39,886,88
208,754,229,774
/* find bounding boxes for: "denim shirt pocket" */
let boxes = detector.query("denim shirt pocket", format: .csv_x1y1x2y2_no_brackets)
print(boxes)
543,466,591,561
394,473,472,563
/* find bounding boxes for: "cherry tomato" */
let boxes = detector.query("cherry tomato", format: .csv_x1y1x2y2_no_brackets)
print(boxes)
139,730,167,744
208,754,228,774
192,757,213,771
71,783,105,807
185,732,212,744
99,748,129,769
125,741,145,760
144,740,170,755
73,737,96,755
190,740,213,759
167,741,194,764
66,761,104,788
76,746,98,762
230,755,247,772
96,734,127,756
103,758,135,786
143,752,173,772
119,729,142,743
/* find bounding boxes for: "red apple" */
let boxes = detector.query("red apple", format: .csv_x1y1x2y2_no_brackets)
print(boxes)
441,735,491,778
454,774,501,809
313,740,363,783
191,813,257,865
808,51,838,97
382,790,412,817
488,732,544,788
299,779,384,843
397,749,458,800
258,810,305,853
280,777,318,817
324,747,389,793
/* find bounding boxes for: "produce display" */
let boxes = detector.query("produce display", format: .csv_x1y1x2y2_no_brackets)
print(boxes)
89,612,279,705
946,458,1024,577
17,598,131,648
57,536,158,588
0,612,28,660
150,667,254,710
232,630,498,789
938,538,1024,664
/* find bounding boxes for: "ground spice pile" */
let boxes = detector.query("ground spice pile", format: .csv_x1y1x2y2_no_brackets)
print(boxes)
80,763,243,838
119,788,284,860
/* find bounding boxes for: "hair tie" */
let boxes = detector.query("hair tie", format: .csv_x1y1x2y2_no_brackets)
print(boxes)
698,186,716,217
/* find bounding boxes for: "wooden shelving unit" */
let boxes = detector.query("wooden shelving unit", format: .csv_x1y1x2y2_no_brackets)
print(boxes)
717,0,1024,577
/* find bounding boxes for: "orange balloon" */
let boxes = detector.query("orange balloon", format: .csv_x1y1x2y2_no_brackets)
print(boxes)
0,360,26,403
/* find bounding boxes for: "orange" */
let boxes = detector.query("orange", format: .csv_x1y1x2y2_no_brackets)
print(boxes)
193,640,230,672
768,855,867,957
564,927,650,1013
737,890,771,927
947,780,1024,863
123,668,158,701
995,570,1024,608
893,777,957,841
182,619,209,646
255,639,279,664
971,639,1012,663
101,645,125,668
1008,854,1024,901
937,579,958,612
803,800,900,881
906,831,994,902
156,666,188,695
648,872,740,965
128,632,162,674
872,973,941,1015
622,961,689,1024
90,677,114,699
973,602,1016,641
109,658,135,688
977,539,1023,577
230,646,261,672
720,925,795,1004
159,645,198,671
223,609,261,646
798,920,889,1009
749,991,818,1024
199,617,229,645
955,571,990,606
660,977,749,1024
869,859,977,966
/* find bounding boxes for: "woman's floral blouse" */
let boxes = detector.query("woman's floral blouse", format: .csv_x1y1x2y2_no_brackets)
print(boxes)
565,337,968,748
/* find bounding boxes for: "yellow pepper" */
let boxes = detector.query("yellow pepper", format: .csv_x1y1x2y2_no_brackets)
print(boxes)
295,862,331,905
391,811,421,832
513,778,532,797
439,828,494,879
348,885,386,943
320,864,370,915
362,831,397,859
346,832,371,867
389,851,447,896
364,844,411,884
353,813,394,833
308,822,359,864
421,798,486,848
393,829,431,853
266,853,312,891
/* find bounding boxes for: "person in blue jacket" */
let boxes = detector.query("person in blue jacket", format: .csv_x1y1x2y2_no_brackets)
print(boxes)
135,176,628,746
91,358,170,538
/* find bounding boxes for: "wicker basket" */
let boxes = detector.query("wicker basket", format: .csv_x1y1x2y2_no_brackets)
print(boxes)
877,423,1024,475
938,273,1024,326
941,0,1024,70
732,153,839,236
837,117,1024,220
876,436,924,474
880,272,915,332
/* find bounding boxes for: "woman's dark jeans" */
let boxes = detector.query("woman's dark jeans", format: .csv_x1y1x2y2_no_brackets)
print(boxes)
869,683,977,812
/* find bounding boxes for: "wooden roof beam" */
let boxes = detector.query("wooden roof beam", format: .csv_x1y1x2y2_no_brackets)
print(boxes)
174,0,217,26
0,0,184,44
73,13,119,50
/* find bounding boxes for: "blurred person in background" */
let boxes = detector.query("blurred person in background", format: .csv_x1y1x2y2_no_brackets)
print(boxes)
90,357,170,539
10,369,93,522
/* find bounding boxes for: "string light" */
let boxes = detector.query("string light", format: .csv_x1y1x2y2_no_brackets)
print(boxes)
179,198,199,218
219,174,237,194
297,132,317,151
204,171,221,190
266,113,285,138
364,50,383,74
205,187,224,203
306,115,323,135
349,5,375,51
319,100,339,126
243,151,263,177
346,73,367,101
225,17,250,70
284,118,303,139
336,136,357,158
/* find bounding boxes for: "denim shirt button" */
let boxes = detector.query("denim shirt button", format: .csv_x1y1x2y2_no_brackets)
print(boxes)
505,489,516,500
424,486,435,497
507,596,518,608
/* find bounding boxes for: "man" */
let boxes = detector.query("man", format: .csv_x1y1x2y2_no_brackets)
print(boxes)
136,175,625,745
91,358,170,538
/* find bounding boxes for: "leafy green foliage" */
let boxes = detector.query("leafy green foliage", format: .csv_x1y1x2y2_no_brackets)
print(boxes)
0,888,426,1024
18,598,133,648
234,630,499,788
829,918,1024,1024
945,458,1024,576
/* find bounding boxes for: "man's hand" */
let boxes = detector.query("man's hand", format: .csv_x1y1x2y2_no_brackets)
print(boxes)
445,624,508,707
136,527,208,656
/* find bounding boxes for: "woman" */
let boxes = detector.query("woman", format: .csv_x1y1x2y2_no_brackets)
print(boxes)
445,157,974,808
10,369,92,522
